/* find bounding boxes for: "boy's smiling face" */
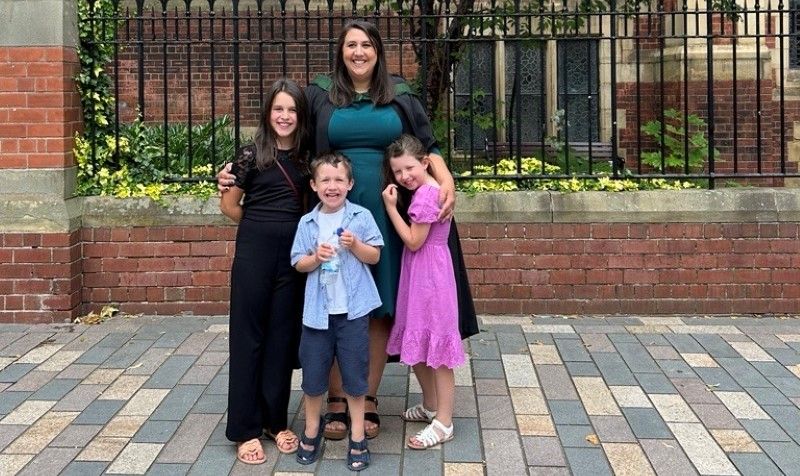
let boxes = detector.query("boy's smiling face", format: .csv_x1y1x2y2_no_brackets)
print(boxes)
311,163,353,213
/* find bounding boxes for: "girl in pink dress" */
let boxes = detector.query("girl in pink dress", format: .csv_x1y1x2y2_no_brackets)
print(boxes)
381,134,466,450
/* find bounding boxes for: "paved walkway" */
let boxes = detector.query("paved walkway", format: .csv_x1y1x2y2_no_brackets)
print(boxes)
1,315,800,475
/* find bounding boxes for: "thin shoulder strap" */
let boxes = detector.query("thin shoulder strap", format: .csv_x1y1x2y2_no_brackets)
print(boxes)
274,159,301,202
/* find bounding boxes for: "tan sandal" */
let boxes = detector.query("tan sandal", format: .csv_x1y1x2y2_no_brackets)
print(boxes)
267,429,299,454
364,395,380,439
236,438,266,465
323,396,349,440
407,418,454,450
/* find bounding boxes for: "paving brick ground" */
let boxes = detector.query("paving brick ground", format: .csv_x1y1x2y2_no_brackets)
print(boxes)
1,314,800,475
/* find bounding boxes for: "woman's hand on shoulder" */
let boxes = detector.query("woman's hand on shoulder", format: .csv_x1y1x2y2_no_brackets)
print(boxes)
425,152,456,221
217,163,235,193
382,184,398,209
437,181,455,222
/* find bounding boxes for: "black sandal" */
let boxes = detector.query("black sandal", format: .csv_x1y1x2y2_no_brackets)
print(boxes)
364,395,380,439
346,434,370,471
296,417,325,465
322,396,349,440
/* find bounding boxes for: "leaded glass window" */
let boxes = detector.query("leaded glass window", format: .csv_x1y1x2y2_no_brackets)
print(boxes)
505,39,545,144
557,40,600,142
451,37,601,153
453,41,495,150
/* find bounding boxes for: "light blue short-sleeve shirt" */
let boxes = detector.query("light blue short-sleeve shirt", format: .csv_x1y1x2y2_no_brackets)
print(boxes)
291,200,384,330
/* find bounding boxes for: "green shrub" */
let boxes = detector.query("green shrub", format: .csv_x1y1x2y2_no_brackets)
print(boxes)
640,108,719,174
76,0,116,145
457,157,698,194
75,0,226,202
74,117,234,201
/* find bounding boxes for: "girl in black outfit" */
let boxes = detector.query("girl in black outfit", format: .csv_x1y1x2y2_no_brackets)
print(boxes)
221,78,310,465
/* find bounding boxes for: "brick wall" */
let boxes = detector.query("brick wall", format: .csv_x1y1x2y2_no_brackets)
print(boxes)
0,231,82,324
460,222,800,315
114,16,419,125
80,226,234,317
0,47,82,169
616,77,796,184
2,208,799,322
0,44,83,324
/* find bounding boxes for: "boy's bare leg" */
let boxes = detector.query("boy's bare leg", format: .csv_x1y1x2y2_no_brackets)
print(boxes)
324,363,347,434
300,395,323,451
346,394,367,469
346,395,366,442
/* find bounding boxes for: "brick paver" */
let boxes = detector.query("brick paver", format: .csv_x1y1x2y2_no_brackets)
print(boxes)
0,315,799,474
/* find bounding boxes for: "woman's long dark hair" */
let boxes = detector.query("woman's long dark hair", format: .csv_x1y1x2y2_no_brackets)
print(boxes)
253,78,309,171
330,20,394,107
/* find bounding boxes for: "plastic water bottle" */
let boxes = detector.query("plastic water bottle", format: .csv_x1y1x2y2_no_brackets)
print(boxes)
320,227,344,286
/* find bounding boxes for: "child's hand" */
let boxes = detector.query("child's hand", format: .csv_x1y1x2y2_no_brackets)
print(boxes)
382,184,398,208
315,242,336,263
217,162,235,193
338,229,357,250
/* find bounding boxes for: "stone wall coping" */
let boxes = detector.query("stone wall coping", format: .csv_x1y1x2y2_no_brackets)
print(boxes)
457,188,800,224
78,188,800,228
3,188,800,232
80,195,231,227
0,169,77,198
0,0,77,47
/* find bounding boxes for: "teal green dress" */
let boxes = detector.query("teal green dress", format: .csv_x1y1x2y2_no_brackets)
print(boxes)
328,98,403,318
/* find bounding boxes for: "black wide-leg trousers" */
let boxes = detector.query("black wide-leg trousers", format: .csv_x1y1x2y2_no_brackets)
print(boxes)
226,218,304,442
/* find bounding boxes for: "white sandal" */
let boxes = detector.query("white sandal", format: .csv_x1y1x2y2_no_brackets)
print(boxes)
402,403,437,423
407,418,454,450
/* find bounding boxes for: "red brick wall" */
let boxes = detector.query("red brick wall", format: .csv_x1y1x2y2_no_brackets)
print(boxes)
461,222,800,315
2,220,799,322
616,77,796,183
0,221,770,321
114,15,418,125
80,226,235,317
0,231,82,323
0,47,81,169
0,45,83,323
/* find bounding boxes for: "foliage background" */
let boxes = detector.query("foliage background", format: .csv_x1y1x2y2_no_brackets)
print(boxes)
75,0,713,197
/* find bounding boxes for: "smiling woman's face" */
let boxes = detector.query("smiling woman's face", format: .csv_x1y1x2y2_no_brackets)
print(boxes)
341,28,377,88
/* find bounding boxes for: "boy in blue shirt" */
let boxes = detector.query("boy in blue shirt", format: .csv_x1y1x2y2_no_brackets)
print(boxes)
290,152,383,471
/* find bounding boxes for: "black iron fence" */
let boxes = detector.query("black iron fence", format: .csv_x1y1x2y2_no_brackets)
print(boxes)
80,0,800,188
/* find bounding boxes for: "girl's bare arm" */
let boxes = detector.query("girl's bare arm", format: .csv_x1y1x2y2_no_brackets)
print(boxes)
219,186,244,223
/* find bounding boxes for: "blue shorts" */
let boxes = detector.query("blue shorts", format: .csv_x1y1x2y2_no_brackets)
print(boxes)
299,314,369,397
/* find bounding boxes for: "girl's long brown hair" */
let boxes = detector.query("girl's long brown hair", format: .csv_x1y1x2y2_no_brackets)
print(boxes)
253,78,309,171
